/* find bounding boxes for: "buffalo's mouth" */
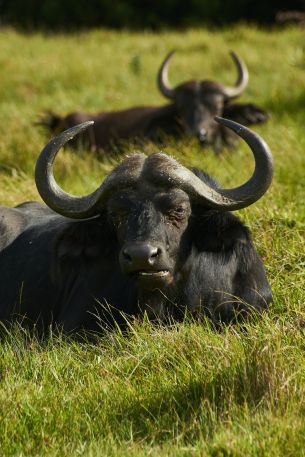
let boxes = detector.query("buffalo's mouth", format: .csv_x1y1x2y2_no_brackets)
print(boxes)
198,138,208,147
198,132,212,147
137,270,169,278
130,269,171,289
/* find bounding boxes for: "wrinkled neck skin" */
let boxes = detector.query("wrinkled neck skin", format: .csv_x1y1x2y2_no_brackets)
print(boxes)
137,285,179,322
135,261,190,323
134,243,218,324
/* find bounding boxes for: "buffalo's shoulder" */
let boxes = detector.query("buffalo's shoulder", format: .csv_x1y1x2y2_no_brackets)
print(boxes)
145,104,181,139
0,202,54,250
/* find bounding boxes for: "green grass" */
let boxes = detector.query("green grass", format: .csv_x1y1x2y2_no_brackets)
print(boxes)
0,25,304,456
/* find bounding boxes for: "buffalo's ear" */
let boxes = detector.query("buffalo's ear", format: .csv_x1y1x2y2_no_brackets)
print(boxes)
191,209,254,260
223,103,268,126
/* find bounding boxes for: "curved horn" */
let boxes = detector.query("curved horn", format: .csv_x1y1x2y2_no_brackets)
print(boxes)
157,49,176,99
35,122,145,219
221,51,249,99
36,120,273,218
146,117,273,211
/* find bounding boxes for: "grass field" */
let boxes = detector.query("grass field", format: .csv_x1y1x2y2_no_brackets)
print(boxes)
0,25,304,456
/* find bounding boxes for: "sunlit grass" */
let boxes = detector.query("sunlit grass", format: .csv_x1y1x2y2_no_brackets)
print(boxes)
0,25,304,456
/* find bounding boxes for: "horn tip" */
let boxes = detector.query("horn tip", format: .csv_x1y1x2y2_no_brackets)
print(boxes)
229,50,242,62
79,120,95,129
215,116,246,134
215,116,236,125
165,49,176,60
59,120,95,141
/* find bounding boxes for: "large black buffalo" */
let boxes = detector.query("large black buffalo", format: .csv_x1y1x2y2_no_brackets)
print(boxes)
0,118,273,333
39,51,268,153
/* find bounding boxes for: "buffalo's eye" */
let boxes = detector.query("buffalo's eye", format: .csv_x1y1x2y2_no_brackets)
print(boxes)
110,210,128,227
174,206,185,214
165,206,187,221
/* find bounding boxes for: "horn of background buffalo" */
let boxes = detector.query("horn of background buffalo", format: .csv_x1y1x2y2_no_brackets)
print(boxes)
147,118,273,210
35,122,144,219
221,52,249,99
157,49,176,99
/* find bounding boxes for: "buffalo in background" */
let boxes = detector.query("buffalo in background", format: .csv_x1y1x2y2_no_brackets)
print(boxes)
0,117,273,334
39,51,268,153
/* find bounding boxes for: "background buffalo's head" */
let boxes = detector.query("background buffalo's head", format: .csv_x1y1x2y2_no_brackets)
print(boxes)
157,51,249,145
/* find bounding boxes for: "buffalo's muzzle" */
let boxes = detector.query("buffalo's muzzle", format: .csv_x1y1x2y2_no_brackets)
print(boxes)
122,243,161,268
197,128,207,143
120,242,171,288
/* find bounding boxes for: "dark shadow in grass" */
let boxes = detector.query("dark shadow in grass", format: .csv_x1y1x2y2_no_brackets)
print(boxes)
112,356,271,444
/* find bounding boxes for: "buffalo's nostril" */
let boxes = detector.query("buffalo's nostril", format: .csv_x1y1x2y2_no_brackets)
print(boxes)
121,244,163,271
123,249,132,262
150,247,160,258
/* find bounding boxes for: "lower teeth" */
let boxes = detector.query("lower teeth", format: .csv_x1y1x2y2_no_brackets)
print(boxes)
139,271,168,277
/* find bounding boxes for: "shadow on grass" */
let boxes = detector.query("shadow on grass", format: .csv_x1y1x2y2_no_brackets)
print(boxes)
113,357,271,444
